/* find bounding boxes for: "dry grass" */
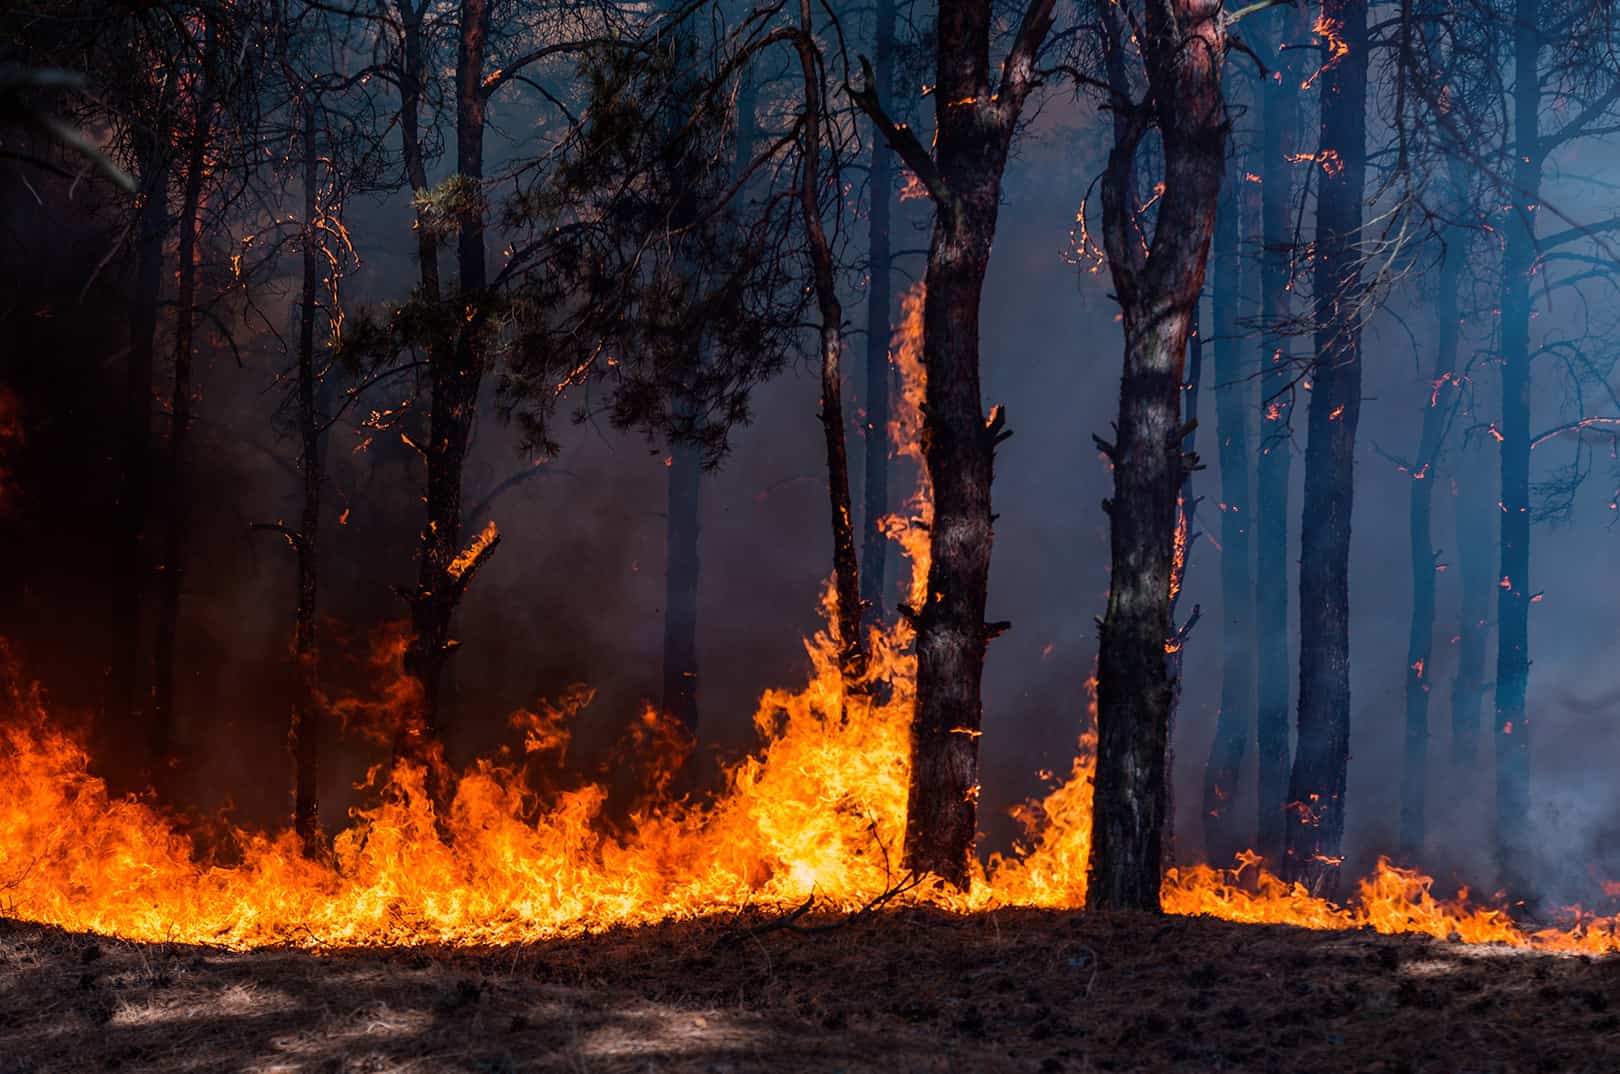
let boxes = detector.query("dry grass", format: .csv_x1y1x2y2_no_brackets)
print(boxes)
3,908,1618,1073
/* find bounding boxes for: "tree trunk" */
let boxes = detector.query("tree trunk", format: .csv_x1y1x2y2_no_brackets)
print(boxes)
1396,162,1466,861
1283,0,1368,898
107,129,168,768
398,0,441,301
1451,444,1493,769
1089,0,1226,912
859,0,895,619
1202,145,1251,866
150,28,215,791
399,0,492,762
662,440,702,733
291,99,323,851
793,7,864,694
1164,302,1204,868
894,0,1053,888
1494,0,1539,900
902,214,999,887
1254,2,1304,867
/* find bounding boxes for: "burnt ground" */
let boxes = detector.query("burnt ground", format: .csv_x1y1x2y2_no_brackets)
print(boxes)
2,909,1618,1074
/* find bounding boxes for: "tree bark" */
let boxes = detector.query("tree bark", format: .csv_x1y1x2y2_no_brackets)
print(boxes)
1493,0,1539,900
854,0,1055,888
793,5,865,694
1283,0,1368,898
1089,0,1226,912
1164,302,1204,869
107,127,169,767
398,0,441,301
859,0,895,620
291,98,323,851
1202,145,1252,866
399,0,493,762
1396,161,1466,861
150,24,216,791
662,440,702,733
1254,2,1304,867
1450,441,1493,769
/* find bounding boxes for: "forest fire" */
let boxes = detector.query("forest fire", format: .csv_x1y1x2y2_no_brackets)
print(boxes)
2,285,1615,958
8,0,1620,1065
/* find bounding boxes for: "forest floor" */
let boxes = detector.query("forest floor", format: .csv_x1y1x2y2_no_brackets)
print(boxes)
3,907,1619,1074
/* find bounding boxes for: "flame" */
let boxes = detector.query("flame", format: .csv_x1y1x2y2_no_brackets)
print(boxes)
0,279,1614,953
1302,15,1351,91
447,520,499,580
879,283,932,611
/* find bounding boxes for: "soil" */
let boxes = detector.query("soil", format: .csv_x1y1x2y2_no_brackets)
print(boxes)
3,908,1618,1073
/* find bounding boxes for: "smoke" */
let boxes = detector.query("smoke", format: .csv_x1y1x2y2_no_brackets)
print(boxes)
3,76,1620,912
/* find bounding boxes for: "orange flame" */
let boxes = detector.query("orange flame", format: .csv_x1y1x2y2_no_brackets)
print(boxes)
0,278,1614,953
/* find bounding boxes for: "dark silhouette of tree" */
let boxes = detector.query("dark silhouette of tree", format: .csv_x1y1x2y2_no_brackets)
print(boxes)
149,11,225,794
1253,0,1308,868
248,0,386,852
858,0,896,621
1283,0,1370,898
852,0,1055,888
1201,100,1252,867
1086,0,1231,912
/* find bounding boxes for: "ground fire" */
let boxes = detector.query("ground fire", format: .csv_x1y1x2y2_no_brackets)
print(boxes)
6,0,1620,1069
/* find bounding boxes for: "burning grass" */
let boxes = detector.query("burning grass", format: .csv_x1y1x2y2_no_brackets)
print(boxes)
3,281,1620,956
4,907,1619,1073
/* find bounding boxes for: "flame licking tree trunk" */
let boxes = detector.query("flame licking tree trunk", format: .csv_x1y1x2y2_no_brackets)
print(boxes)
1283,0,1368,897
1397,158,1468,861
1254,2,1304,867
1493,0,1539,900
859,0,895,622
151,21,218,791
1089,0,1227,912
1201,142,1252,866
399,0,498,763
853,0,1054,887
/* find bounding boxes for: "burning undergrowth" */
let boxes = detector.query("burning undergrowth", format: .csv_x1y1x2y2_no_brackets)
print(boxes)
2,284,1619,955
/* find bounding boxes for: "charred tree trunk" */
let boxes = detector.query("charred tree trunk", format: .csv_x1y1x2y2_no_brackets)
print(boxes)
398,0,441,301
662,439,702,733
859,0,895,619
794,8,865,693
1202,145,1252,865
855,0,1054,887
656,46,760,738
1254,3,1304,867
291,99,323,851
1494,0,1539,900
150,29,216,790
1451,441,1494,769
1089,0,1226,912
1164,303,1204,868
107,129,169,763
902,196,999,888
1283,0,1367,897
1396,163,1466,861
399,0,495,764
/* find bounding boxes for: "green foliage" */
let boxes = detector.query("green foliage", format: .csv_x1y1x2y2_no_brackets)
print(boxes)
494,27,809,470
412,175,486,240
